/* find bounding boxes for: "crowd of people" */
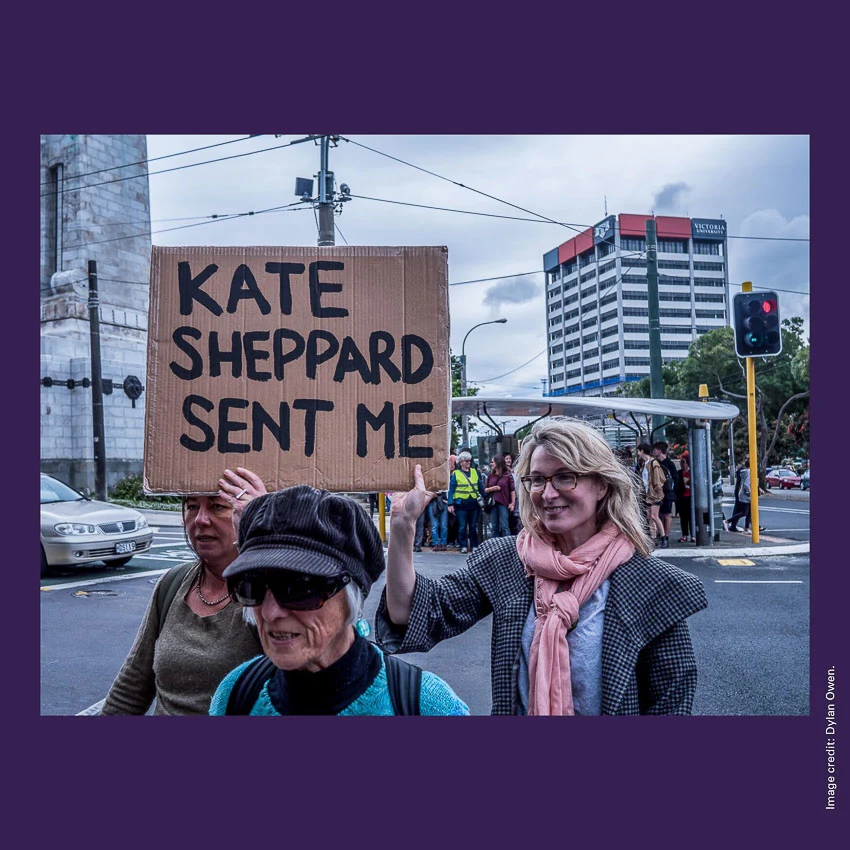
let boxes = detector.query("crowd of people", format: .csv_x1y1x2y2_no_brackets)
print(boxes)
100,418,717,717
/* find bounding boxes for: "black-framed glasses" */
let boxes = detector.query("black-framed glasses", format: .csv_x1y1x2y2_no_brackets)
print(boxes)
520,473,581,493
228,571,351,610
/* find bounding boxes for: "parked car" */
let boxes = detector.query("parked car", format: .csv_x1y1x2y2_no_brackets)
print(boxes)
764,468,801,490
800,469,810,491
40,473,153,576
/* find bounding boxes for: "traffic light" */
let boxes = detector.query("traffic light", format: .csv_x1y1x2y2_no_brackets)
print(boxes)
733,291,782,357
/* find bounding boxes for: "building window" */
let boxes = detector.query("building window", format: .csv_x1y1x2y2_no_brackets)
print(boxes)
45,162,64,280
694,293,725,303
658,239,687,253
620,237,646,252
658,260,690,270
659,308,692,318
693,278,726,288
693,261,724,271
693,241,722,255
602,357,620,371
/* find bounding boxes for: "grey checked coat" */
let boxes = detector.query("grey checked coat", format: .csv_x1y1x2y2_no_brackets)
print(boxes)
375,535,708,715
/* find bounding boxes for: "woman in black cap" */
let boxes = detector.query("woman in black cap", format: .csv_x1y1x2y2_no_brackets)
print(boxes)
209,485,469,716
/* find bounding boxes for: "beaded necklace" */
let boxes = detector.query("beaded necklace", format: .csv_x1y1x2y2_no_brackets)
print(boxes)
195,565,231,607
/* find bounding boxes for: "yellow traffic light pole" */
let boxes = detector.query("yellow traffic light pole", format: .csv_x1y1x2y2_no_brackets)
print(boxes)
742,282,761,543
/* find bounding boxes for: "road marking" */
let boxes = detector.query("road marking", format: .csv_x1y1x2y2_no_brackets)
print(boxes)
717,558,755,565
41,569,170,591
714,580,804,584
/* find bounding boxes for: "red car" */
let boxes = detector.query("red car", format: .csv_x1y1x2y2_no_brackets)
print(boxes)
765,468,801,489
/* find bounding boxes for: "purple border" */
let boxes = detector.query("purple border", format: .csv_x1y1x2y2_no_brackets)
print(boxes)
21,15,837,843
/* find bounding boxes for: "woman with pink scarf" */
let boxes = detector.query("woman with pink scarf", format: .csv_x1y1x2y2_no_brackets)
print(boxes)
377,417,708,715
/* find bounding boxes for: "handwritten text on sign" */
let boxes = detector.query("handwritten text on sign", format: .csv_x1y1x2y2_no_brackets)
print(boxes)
145,246,450,493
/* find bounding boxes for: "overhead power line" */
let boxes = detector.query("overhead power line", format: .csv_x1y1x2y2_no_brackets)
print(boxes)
40,135,318,199
340,137,810,244
40,134,263,188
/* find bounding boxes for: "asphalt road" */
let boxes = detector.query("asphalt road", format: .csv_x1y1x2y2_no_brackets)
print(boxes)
40,506,810,716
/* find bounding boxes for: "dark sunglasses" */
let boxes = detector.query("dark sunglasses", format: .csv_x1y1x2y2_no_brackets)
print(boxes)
228,571,351,610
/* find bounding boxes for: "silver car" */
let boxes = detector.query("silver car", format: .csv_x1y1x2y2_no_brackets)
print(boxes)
40,473,153,576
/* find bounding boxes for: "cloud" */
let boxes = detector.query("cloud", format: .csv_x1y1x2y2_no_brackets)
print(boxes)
652,181,691,212
482,275,541,309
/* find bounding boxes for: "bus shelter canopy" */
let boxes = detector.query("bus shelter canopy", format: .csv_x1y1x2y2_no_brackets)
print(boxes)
451,395,739,423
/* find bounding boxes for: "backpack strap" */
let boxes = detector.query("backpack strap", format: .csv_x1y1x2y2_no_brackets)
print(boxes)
384,653,422,716
156,561,197,634
225,656,277,715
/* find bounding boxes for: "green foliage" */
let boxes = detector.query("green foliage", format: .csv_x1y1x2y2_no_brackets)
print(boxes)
618,318,810,468
451,353,480,452
110,473,182,509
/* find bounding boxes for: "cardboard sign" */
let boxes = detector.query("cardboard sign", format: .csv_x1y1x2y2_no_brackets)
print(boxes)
144,246,450,494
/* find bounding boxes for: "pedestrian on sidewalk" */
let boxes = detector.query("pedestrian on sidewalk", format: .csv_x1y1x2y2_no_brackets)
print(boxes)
447,451,484,555
484,454,515,538
676,451,694,543
653,441,679,547
728,458,766,534
638,442,667,547
378,417,708,715
428,490,449,551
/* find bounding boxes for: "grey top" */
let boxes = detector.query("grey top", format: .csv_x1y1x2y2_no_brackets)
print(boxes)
101,562,262,716
517,580,609,715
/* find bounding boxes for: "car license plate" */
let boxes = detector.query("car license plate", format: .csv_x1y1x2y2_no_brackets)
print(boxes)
115,541,136,554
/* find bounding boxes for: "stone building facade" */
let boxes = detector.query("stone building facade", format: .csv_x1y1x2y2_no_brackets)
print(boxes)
40,135,151,492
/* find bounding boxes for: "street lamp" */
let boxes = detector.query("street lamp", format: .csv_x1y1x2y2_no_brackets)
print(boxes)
460,318,507,449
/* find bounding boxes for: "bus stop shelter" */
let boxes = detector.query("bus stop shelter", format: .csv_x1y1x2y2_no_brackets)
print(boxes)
452,395,740,547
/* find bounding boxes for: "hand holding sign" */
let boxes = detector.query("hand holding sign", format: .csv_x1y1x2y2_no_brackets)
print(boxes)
219,466,268,539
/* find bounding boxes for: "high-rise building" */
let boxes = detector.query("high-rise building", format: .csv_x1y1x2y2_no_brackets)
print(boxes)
40,135,151,491
542,214,729,398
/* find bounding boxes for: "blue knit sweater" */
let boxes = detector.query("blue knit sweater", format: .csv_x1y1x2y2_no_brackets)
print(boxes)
209,645,469,716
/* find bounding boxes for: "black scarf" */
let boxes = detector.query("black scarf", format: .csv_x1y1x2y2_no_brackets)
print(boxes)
267,634,381,715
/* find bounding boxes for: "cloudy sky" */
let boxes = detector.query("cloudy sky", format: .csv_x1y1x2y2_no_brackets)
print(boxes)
145,134,810,429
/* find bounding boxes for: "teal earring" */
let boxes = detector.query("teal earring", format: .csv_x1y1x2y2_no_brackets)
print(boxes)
354,618,371,638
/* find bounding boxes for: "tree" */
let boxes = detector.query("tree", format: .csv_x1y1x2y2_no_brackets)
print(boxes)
451,353,479,453
625,319,809,481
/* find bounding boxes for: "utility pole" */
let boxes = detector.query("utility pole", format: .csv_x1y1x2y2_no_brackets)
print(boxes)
646,219,665,437
87,260,107,500
317,135,335,246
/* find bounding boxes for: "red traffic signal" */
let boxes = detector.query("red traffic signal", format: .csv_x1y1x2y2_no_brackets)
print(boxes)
733,291,782,357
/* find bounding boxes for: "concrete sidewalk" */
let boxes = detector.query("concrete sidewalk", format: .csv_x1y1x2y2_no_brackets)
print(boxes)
141,511,807,560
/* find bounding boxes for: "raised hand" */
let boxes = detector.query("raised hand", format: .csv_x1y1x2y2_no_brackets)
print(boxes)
218,467,268,539
390,464,435,528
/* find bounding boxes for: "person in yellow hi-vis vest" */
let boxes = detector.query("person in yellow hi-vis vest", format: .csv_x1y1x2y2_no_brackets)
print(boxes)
447,451,485,554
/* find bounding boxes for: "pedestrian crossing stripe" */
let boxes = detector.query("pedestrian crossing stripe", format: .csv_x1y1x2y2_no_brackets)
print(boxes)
717,558,755,565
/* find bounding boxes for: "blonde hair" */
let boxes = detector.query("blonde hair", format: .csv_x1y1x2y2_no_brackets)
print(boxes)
514,417,652,556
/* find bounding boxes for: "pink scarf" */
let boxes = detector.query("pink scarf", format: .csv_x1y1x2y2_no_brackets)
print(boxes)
516,521,635,716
